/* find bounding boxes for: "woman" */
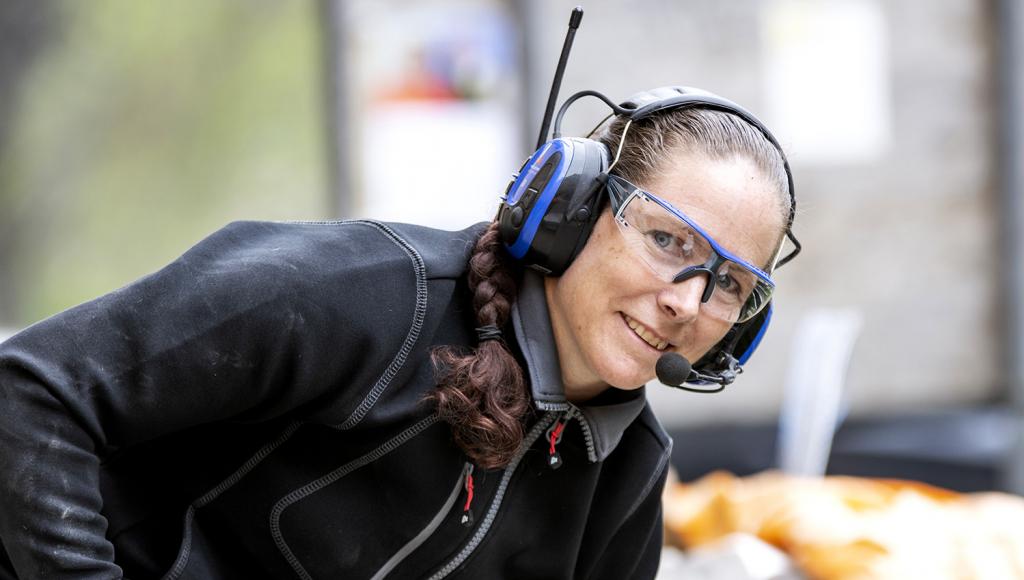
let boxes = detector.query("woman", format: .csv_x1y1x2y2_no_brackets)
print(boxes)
0,87,796,579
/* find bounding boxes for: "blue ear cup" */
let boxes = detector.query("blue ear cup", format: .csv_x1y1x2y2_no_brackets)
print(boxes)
736,305,772,365
497,137,609,275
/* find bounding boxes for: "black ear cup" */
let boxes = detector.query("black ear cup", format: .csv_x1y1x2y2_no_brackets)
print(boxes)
497,137,609,275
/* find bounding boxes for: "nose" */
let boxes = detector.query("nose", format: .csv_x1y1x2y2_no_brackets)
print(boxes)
657,274,708,322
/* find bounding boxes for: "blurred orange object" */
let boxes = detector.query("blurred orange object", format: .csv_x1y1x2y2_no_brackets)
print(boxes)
663,470,1024,579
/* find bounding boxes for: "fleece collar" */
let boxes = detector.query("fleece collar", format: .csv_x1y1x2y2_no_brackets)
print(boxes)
510,270,646,462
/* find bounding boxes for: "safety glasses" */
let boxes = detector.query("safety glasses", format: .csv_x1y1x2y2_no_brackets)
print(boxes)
605,174,775,324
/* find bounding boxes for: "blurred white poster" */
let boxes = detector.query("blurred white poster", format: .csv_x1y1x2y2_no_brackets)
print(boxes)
349,2,520,229
761,0,891,164
361,102,516,229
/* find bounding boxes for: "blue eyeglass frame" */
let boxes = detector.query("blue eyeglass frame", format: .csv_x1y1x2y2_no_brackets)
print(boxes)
605,174,776,309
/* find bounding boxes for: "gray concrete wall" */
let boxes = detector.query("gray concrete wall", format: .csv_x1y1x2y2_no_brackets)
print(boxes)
523,0,998,426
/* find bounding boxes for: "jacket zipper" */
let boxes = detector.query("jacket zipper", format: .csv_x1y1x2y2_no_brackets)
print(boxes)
566,404,598,463
545,411,571,469
546,405,599,466
370,462,473,580
427,412,559,580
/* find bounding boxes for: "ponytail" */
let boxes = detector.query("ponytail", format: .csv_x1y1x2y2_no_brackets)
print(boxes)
429,222,531,470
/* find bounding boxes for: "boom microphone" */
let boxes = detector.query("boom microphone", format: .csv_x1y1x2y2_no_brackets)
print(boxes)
656,351,739,394
655,352,692,387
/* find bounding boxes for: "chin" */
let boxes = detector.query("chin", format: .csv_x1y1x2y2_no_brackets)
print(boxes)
608,381,648,392
595,359,655,390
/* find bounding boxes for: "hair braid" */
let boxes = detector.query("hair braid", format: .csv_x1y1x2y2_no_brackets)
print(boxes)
429,222,530,470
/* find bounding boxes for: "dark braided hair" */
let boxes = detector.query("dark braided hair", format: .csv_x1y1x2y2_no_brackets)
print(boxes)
428,221,530,470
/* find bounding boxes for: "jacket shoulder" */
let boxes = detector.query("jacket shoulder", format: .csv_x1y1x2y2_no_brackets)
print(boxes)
200,220,486,283
191,220,487,426
373,221,488,280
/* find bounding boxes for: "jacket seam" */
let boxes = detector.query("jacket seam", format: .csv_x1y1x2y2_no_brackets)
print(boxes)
335,220,429,430
426,413,558,580
271,414,440,580
162,420,303,580
369,462,473,580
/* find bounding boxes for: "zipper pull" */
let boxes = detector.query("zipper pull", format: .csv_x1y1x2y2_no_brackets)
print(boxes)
546,414,569,470
460,466,475,527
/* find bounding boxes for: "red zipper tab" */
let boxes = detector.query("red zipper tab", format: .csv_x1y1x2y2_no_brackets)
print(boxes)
547,419,567,470
460,471,475,527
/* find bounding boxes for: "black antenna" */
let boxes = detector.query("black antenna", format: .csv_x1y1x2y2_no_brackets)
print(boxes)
535,6,584,149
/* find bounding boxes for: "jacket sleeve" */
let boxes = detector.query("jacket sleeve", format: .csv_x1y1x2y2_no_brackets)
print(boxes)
0,220,413,578
585,459,669,580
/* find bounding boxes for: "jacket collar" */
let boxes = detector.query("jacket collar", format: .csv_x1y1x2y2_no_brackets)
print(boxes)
510,269,647,462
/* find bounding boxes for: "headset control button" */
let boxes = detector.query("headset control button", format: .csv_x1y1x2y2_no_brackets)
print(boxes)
510,206,525,228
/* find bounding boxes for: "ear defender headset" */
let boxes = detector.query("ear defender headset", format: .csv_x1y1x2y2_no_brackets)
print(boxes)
496,8,801,392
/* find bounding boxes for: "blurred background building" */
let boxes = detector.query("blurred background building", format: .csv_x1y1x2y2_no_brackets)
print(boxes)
1,0,1022,493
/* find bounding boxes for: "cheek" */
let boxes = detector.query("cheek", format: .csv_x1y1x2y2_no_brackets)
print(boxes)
560,221,639,328
686,318,734,360
581,218,640,281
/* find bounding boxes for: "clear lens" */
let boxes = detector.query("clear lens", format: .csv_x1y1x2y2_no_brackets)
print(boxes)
611,181,774,323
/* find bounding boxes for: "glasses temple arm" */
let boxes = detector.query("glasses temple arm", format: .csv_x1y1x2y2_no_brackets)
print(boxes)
775,230,802,268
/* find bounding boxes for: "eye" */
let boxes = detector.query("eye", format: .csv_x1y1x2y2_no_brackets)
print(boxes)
646,229,694,256
651,230,674,249
716,272,741,295
714,264,748,302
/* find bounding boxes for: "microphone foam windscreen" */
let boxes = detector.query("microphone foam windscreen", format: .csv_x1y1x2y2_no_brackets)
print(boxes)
655,353,692,386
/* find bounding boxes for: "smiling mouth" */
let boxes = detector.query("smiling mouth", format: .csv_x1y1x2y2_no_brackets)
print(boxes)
622,314,670,351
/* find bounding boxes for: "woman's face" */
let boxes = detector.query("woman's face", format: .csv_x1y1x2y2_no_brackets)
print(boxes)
545,150,786,399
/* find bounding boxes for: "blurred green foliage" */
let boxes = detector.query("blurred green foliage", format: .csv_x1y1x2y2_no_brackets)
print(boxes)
0,1,327,326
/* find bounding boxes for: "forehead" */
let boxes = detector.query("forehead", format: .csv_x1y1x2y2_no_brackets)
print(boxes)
636,152,785,268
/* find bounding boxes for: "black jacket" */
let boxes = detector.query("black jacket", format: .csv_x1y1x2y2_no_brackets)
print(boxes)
0,219,672,579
